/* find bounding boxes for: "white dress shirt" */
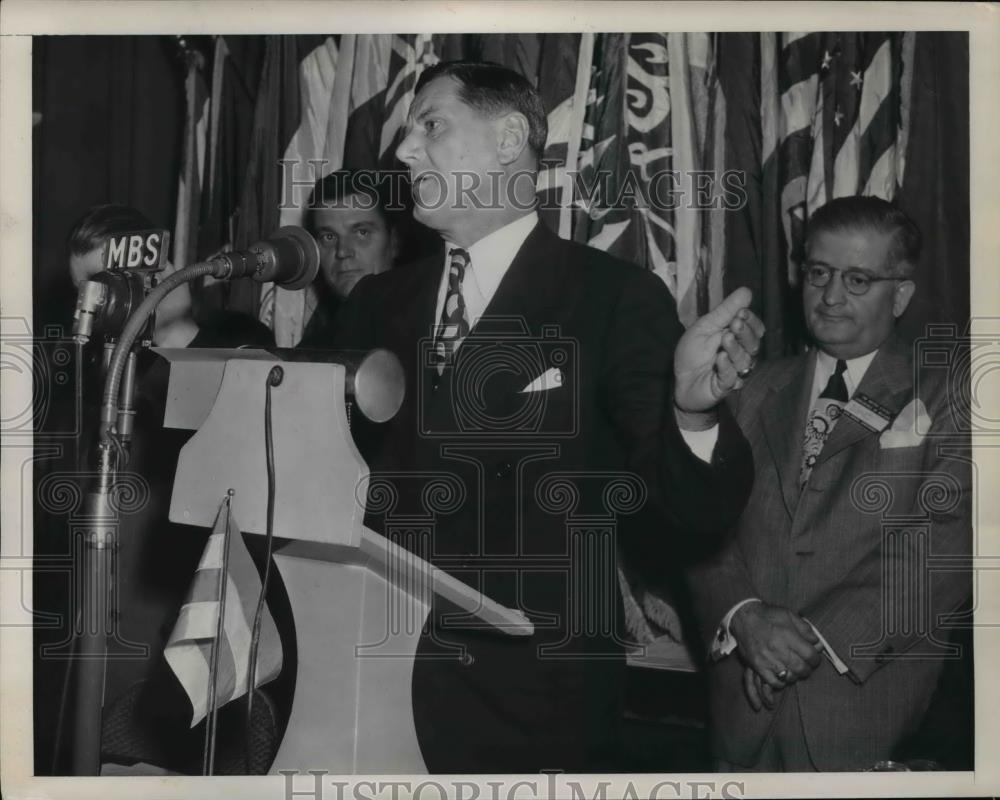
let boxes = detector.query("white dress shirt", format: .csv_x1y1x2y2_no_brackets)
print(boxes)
432,210,714,462
434,211,540,332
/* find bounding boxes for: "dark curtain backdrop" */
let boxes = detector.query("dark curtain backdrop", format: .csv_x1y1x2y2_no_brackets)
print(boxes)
32,36,185,331
894,32,970,343
31,34,187,774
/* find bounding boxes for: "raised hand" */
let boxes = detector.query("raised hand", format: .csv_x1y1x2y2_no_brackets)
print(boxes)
674,287,765,416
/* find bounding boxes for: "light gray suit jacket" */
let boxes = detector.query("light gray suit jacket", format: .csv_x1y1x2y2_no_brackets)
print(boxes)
688,333,972,770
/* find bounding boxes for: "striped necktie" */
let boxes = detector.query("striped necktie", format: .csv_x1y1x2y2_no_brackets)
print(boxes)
799,358,849,489
434,247,471,374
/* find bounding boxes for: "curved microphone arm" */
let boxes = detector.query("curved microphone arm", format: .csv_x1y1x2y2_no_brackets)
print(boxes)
97,259,219,444
98,224,319,445
72,227,317,775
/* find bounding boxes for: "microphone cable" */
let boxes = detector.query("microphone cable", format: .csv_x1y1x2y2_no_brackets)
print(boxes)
243,365,284,773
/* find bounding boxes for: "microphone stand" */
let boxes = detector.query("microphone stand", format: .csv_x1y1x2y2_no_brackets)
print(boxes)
69,226,318,774
69,261,217,776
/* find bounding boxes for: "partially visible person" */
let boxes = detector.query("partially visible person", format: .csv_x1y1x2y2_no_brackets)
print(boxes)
297,169,403,348
688,196,972,771
66,203,274,350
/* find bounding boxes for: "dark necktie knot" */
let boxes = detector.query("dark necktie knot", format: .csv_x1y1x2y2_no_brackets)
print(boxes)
819,358,849,402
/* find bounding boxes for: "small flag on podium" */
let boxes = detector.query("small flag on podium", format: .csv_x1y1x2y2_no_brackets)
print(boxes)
164,499,283,727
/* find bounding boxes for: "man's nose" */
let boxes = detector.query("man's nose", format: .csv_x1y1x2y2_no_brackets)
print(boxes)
395,127,419,165
822,272,847,305
336,240,354,260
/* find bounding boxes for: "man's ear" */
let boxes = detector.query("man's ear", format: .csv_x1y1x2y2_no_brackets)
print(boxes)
892,279,916,318
496,112,531,165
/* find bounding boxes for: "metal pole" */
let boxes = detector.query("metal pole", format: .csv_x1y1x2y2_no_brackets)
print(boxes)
70,444,116,775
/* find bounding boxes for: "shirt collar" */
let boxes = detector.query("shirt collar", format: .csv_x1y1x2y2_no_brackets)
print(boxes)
445,211,538,294
815,347,879,396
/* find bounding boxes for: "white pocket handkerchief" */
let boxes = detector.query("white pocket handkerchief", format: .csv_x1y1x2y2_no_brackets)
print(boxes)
879,397,932,449
520,367,564,393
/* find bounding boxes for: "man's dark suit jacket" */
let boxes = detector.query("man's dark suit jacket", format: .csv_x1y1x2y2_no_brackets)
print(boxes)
336,219,753,772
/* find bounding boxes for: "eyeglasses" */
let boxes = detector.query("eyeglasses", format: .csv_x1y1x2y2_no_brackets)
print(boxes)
801,264,900,296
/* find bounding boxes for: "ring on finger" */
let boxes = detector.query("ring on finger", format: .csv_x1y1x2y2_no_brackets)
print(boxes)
737,361,756,379
775,667,789,681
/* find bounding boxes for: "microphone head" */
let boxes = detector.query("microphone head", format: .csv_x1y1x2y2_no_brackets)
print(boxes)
266,226,320,289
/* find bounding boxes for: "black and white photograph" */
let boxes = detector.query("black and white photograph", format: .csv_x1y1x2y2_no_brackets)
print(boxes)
1,2,997,798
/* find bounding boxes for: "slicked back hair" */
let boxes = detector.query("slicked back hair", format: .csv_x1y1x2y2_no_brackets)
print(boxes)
414,60,548,162
806,196,922,278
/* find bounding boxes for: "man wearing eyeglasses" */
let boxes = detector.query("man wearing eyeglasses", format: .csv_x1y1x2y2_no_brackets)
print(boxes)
688,195,971,771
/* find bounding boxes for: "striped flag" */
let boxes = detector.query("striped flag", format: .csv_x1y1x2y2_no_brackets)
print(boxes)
761,32,914,284
179,33,914,342
164,499,282,728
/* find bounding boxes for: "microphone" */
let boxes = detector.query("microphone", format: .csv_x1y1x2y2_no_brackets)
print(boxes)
209,226,319,289
72,269,154,344
71,228,171,343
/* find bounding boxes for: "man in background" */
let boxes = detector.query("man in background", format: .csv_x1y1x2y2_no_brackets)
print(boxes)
67,203,273,349
688,196,972,771
297,169,405,348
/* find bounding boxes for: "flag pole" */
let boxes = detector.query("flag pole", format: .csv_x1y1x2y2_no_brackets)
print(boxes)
560,33,594,240
203,492,236,776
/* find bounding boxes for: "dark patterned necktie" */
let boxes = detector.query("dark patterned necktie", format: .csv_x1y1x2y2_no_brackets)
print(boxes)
434,247,471,374
799,359,849,489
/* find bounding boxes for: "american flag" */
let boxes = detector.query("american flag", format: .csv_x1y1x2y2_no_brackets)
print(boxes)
761,32,915,284
174,31,915,340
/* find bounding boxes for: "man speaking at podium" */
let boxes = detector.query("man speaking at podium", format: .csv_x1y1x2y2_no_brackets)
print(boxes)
336,60,761,773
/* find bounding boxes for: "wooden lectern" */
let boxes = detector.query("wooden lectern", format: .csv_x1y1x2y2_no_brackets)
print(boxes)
158,350,533,774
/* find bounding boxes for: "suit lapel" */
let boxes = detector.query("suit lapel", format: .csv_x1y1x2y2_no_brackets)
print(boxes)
427,221,563,414
814,334,914,467
760,353,816,517
399,249,446,346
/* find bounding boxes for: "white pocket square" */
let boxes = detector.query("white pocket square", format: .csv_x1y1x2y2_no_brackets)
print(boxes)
520,367,564,393
879,398,932,449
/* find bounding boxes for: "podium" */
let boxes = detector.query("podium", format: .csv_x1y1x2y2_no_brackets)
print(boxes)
158,350,533,773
